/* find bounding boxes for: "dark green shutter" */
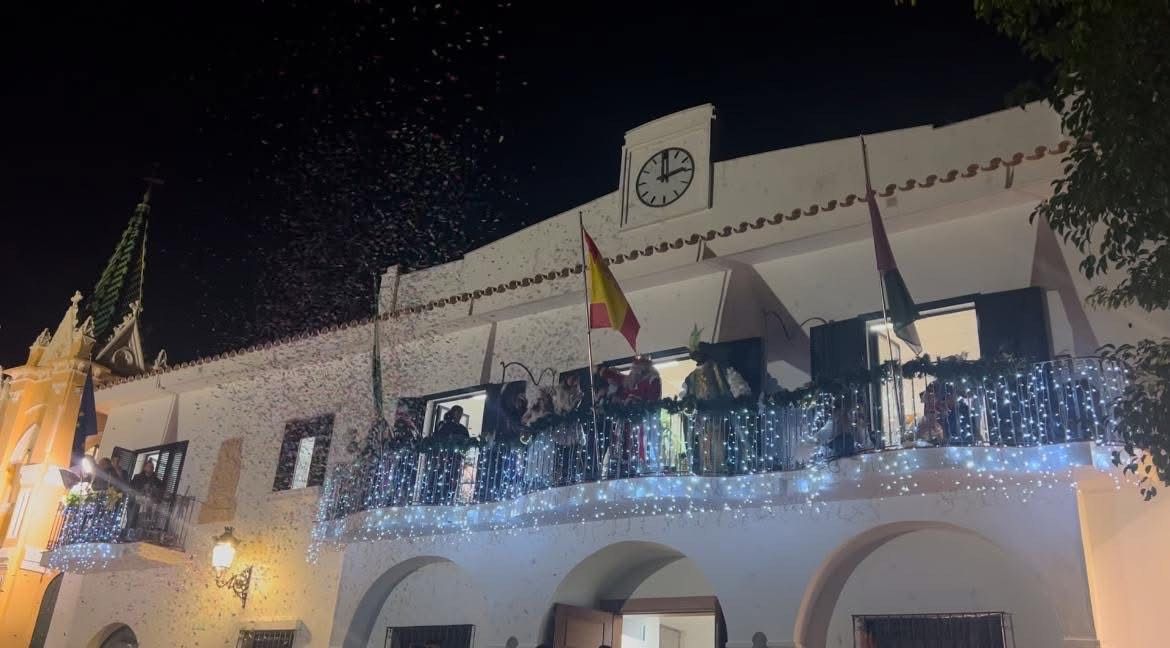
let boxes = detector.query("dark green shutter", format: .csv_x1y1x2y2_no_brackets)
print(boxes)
975,287,1051,361
707,337,763,395
810,318,868,382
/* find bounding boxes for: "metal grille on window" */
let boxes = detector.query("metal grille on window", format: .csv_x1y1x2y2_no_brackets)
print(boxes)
853,612,1014,648
385,624,475,648
237,629,296,648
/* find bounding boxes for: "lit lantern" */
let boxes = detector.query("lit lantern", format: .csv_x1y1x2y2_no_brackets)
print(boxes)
211,526,251,607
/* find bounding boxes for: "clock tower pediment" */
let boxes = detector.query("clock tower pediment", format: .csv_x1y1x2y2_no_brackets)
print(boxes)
619,104,715,229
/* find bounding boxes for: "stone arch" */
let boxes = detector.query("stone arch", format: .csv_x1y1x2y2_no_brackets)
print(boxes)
87,623,138,648
541,540,722,643
9,423,37,464
794,521,1062,648
340,555,488,648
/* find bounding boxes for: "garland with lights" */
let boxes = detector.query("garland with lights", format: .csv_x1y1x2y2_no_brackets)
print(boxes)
307,354,1130,555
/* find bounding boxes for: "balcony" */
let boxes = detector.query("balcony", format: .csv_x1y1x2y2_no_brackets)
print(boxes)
41,489,195,573
314,357,1126,543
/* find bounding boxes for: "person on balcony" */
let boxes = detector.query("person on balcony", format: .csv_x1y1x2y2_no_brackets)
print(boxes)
620,356,662,474
124,459,165,540
419,406,470,505
681,327,751,474
90,457,126,493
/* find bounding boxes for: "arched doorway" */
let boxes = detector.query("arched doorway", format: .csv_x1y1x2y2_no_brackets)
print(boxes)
342,556,488,648
545,541,726,648
796,522,1063,648
29,572,63,648
91,624,138,648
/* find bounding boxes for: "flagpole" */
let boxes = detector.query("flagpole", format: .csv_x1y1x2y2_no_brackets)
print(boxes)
861,135,901,447
578,212,602,464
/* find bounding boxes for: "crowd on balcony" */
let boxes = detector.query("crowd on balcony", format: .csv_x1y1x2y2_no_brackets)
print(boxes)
52,454,186,549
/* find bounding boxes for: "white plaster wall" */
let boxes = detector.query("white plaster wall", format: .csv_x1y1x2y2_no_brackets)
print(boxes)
97,394,176,455
364,562,489,648
825,528,1062,648
1078,485,1170,648
328,488,1095,648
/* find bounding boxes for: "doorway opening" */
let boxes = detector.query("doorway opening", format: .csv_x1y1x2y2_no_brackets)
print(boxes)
553,599,725,648
622,613,717,648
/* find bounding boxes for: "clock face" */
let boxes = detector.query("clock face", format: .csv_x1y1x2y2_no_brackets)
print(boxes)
635,147,695,207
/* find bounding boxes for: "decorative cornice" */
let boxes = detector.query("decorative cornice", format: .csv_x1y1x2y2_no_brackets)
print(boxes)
98,139,1071,390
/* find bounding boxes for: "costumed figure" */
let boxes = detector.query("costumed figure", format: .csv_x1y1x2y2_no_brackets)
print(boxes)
621,356,663,474
551,372,588,485
681,326,751,474
521,385,558,490
595,365,629,478
476,382,528,502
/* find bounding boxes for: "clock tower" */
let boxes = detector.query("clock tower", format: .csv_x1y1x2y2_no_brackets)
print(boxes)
618,104,715,229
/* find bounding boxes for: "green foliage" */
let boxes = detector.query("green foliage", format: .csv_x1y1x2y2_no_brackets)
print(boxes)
976,0,1170,495
1102,340,1170,498
975,0,1170,312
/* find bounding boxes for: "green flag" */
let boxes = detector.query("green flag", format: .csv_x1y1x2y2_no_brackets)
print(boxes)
372,275,384,419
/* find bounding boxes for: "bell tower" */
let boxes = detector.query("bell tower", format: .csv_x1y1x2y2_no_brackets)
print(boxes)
0,179,164,646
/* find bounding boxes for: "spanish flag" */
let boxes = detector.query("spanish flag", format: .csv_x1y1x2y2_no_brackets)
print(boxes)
583,227,640,351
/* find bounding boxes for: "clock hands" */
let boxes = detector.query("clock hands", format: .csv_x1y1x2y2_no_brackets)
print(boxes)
663,166,692,179
658,150,670,182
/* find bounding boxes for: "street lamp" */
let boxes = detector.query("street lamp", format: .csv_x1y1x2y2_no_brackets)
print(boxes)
211,526,253,608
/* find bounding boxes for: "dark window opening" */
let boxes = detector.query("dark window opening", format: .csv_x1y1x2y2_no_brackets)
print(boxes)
273,414,334,491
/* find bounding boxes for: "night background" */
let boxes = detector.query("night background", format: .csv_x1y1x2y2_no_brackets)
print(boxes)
0,1,1044,367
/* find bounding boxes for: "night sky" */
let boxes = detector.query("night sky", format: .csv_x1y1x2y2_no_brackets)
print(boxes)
0,1,1044,368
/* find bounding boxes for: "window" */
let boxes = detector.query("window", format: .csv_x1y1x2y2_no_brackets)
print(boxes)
853,612,1014,647
114,441,189,499
5,489,32,539
385,625,474,648
868,303,981,444
273,414,334,492
423,390,487,439
237,629,296,648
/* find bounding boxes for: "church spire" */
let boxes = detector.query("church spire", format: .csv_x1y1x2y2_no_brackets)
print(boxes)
87,177,161,347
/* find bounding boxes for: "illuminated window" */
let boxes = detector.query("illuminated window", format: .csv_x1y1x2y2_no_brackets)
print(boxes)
424,390,487,439
868,303,981,444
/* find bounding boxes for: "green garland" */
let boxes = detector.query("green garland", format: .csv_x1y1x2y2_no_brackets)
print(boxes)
350,355,1032,456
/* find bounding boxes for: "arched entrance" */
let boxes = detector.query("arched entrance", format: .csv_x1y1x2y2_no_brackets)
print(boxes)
89,624,138,648
795,522,1063,648
29,572,63,648
545,541,726,648
342,556,488,648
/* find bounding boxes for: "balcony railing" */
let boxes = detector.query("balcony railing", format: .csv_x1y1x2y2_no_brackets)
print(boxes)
46,489,195,552
318,357,1126,522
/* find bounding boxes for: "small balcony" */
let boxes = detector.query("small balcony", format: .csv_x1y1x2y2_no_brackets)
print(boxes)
41,489,195,573
314,357,1126,543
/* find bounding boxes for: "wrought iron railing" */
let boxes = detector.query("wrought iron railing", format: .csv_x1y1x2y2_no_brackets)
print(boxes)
853,612,1015,648
46,490,195,552
318,357,1126,521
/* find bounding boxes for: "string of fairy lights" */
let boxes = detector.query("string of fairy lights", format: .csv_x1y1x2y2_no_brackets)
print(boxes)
44,358,1129,570
304,357,1129,560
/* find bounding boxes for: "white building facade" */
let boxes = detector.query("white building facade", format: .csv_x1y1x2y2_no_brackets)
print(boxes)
33,104,1170,648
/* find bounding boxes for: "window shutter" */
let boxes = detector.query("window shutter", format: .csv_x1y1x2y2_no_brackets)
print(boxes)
111,446,136,480
154,441,188,498
975,287,1051,362
708,337,763,395
809,318,868,382
308,414,335,487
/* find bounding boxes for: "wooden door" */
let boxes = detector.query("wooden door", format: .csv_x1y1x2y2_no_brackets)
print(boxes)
553,604,622,648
